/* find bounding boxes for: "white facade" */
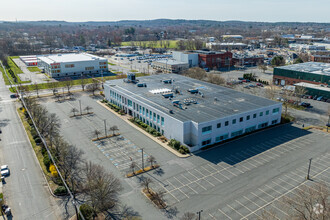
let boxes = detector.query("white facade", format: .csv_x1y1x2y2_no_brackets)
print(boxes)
37,53,108,78
104,74,282,152
172,51,198,67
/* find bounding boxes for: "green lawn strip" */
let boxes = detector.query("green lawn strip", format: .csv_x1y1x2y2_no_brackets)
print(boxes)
108,62,116,66
0,66,10,85
130,70,138,72
8,57,23,74
17,108,59,192
27,67,41,72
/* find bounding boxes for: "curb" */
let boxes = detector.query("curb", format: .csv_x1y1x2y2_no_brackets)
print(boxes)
97,101,191,158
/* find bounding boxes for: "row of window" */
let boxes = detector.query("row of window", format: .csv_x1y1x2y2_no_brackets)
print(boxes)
202,108,280,135
65,64,75,68
85,66,94,71
201,120,278,146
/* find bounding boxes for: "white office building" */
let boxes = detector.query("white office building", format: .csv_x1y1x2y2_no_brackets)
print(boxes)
172,51,199,67
37,53,108,78
104,74,282,152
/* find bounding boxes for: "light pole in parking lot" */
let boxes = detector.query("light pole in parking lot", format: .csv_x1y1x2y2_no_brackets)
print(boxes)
141,148,144,170
306,158,312,180
197,210,203,220
104,119,107,137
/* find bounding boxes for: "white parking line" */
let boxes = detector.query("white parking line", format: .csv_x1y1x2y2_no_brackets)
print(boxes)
251,192,267,203
258,188,274,199
227,204,244,217
236,200,252,212
218,208,232,220
243,195,261,209
208,213,217,220
200,165,212,174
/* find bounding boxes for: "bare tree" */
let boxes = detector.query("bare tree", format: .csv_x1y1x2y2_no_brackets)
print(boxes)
109,125,119,136
147,155,156,168
140,176,153,193
180,212,197,220
153,189,166,209
265,85,278,100
294,85,307,104
49,82,58,96
33,83,40,97
71,107,78,116
281,182,329,220
258,63,268,73
182,67,207,81
64,78,73,93
281,89,294,117
84,106,92,114
86,79,100,96
94,129,101,140
207,74,225,85
130,161,137,174
83,162,122,218
80,75,87,91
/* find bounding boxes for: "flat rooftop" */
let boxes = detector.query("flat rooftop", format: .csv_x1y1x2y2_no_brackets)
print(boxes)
106,74,279,123
294,82,330,92
38,53,105,64
275,62,330,76
154,60,188,65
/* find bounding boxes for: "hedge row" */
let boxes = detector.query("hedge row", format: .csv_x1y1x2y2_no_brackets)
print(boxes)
168,139,190,154
131,117,162,137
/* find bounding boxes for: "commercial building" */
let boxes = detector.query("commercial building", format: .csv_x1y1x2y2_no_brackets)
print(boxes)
172,51,198,67
232,54,264,67
294,82,330,99
310,55,330,63
273,62,330,86
197,50,233,70
151,60,189,73
20,55,38,66
104,74,282,152
206,42,248,50
37,53,108,78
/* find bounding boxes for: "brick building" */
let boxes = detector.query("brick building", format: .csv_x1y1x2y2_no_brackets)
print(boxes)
196,50,233,70
310,55,330,63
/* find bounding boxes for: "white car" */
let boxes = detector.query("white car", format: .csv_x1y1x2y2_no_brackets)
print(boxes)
1,165,10,176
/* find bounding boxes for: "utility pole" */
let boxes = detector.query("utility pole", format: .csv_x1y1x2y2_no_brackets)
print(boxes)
141,148,144,170
104,119,107,137
79,100,82,115
197,210,203,220
306,158,312,180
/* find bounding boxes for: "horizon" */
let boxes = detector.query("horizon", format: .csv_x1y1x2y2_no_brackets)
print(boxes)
1,0,330,23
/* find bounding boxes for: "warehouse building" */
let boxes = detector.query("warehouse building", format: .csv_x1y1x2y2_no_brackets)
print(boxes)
294,82,330,99
172,51,198,67
37,53,108,78
273,62,330,86
20,55,38,66
104,74,282,152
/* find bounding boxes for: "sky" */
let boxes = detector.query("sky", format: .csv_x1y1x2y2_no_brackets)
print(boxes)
1,0,330,23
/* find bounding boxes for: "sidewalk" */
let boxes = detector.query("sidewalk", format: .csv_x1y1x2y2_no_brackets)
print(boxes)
97,101,191,158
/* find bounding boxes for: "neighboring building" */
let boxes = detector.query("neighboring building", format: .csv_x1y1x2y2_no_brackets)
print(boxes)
222,35,244,41
232,54,264,67
104,74,282,152
273,62,330,86
20,55,38,66
151,60,189,73
172,51,199,67
206,42,248,50
294,82,330,99
196,50,233,70
310,55,330,63
37,53,108,78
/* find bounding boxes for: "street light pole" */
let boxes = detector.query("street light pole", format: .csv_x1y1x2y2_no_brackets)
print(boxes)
79,100,82,115
306,158,312,180
197,210,203,220
141,148,144,170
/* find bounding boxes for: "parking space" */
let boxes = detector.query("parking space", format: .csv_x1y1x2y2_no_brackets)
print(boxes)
94,135,151,174
153,129,328,207
207,152,330,220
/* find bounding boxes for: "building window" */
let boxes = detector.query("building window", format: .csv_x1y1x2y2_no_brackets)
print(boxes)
246,115,250,120
260,112,263,117
202,125,212,135
161,117,164,126
266,110,269,115
157,115,160,123
217,123,221,128
215,133,229,142
143,107,145,115
202,139,211,146
239,117,243,122
225,121,229,126
232,119,236,124
153,113,156,122
253,113,257,118
127,99,132,107
273,108,279,114
231,129,243,138
149,111,152,119
245,126,256,133
258,122,268,129
272,119,278,125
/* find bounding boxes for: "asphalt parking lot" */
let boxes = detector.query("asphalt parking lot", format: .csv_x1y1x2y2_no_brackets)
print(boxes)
39,93,330,219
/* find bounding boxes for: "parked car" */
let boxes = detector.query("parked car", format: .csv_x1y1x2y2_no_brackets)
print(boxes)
10,94,19,98
300,102,311,107
0,165,10,176
249,84,256,87
256,83,264,87
238,77,244,80
316,96,323,101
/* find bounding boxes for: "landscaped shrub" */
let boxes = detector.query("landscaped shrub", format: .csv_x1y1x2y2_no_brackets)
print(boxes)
169,139,181,150
43,154,51,171
79,204,93,220
179,149,185,154
180,145,190,154
53,186,67,196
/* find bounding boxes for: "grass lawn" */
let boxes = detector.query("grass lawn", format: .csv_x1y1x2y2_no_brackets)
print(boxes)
27,66,41,72
8,57,23,74
121,40,178,49
10,73,148,93
108,62,116,66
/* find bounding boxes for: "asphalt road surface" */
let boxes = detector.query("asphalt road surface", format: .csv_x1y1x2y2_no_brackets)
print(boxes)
0,69,64,219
